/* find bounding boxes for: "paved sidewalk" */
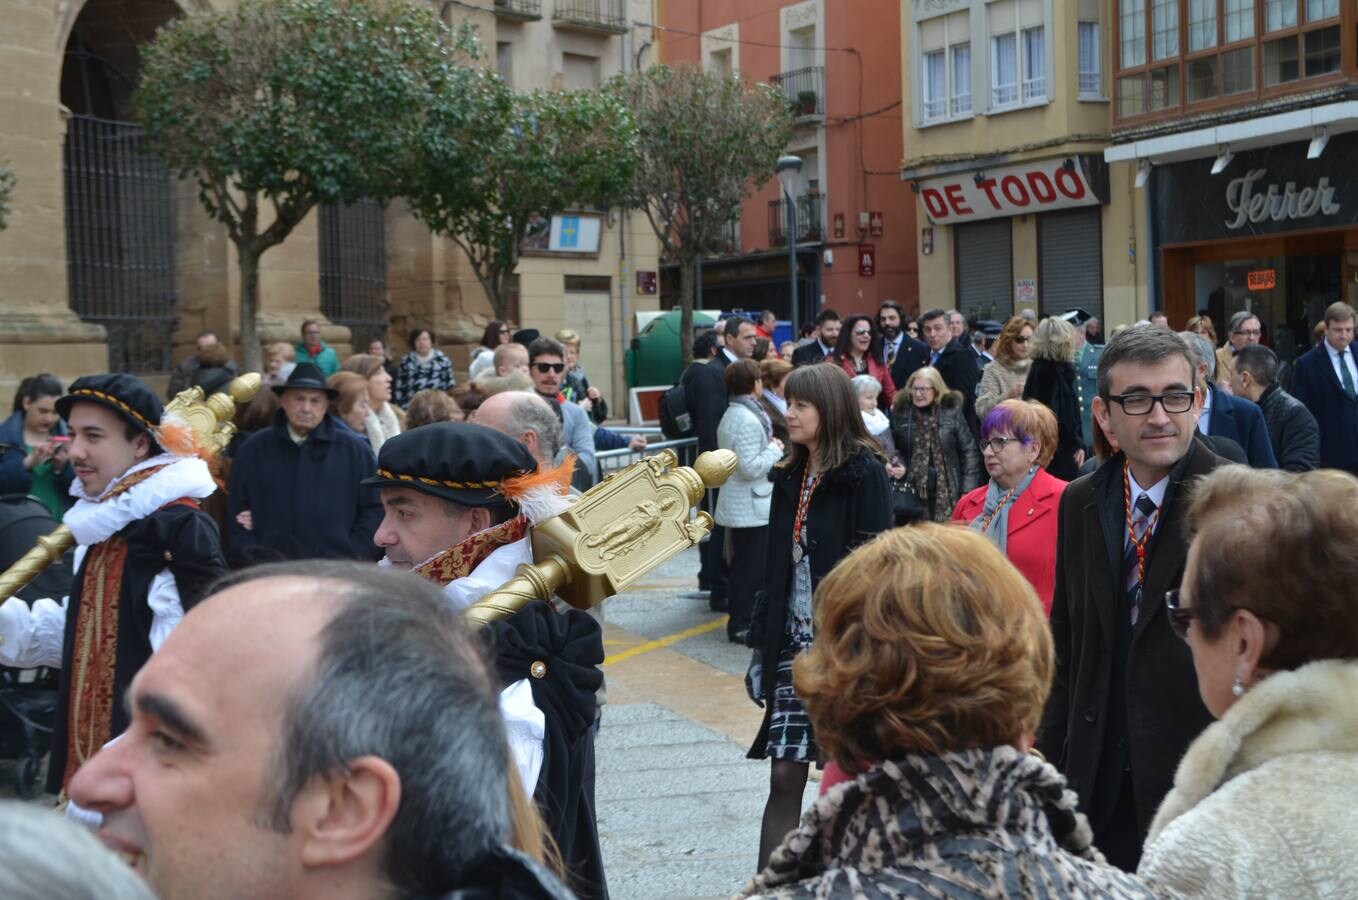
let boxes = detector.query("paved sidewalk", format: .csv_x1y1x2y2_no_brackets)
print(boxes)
596,548,818,900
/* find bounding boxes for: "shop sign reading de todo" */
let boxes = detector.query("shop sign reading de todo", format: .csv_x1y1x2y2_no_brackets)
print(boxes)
917,159,1102,223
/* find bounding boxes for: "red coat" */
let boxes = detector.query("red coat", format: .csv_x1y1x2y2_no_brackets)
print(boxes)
836,354,896,407
951,467,1067,613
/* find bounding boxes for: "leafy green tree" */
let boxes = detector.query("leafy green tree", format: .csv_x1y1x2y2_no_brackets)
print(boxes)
0,163,14,232
134,0,458,370
407,77,638,320
613,65,793,365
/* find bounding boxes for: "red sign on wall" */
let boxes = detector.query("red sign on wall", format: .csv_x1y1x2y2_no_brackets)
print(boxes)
917,158,1102,223
869,211,884,237
858,244,876,277
1247,269,1277,290
636,270,657,295
833,212,845,239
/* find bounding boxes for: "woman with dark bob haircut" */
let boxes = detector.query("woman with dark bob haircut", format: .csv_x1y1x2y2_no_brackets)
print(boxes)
744,363,892,874
1138,467,1358,897
742,525,1155,898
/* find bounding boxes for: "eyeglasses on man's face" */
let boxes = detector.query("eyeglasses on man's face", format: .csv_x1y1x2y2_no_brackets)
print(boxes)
533,362,565,374
1106,391,1195,415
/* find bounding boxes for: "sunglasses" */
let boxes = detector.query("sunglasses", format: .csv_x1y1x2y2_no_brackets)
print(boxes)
533,362,566,374
1164,589,1237,641
852,329,872,336
1013,336,1030,344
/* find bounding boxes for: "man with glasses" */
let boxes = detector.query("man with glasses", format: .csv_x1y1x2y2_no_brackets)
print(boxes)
1037,324,1222,872
527,337,595,490
1216,310,1262,387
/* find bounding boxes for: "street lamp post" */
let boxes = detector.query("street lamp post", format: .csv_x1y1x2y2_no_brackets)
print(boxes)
776,155,803,340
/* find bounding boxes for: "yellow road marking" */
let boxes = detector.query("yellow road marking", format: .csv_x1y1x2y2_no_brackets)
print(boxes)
603,615,728,667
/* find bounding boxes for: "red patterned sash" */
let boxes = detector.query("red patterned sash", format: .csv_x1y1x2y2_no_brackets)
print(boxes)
415,517,529,587
62,536,128,788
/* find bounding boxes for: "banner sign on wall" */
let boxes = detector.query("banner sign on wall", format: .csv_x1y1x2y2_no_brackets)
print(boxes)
916,156,1109,224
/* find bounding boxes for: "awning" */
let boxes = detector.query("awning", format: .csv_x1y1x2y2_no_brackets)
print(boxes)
1105,101,1358,165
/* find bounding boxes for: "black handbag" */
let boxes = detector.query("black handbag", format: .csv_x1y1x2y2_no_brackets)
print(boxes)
891,479,925,523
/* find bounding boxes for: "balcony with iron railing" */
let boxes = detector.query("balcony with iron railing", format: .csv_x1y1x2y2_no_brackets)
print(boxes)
552,0,627,34
494,0,542,21
771,66,825,122
768,193,825,246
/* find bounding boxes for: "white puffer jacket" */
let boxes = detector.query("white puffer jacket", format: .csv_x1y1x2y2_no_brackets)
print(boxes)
1139,659,1358,899
714,401,782,528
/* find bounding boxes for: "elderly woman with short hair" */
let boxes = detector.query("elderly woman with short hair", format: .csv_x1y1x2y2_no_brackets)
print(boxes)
1138,466,1358,897
1022,316,1085,481
741,525,1155,898
850,374,900,471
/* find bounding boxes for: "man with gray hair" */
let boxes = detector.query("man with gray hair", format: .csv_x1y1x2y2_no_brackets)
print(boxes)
1230,343,1320,472
476,390,565,467
1217,310,1262,385
1179,331,1277,468
68,560,574,900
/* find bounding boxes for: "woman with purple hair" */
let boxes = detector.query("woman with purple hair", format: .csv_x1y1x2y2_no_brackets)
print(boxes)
952,399,1069,613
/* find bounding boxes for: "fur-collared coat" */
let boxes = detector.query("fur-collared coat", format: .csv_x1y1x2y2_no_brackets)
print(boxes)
741,746,1155,899
1139,659,1358,898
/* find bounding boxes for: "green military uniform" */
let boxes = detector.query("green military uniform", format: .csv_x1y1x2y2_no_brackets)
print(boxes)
1075,341,1103,450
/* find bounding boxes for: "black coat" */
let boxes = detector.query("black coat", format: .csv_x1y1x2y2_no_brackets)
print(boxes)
681,354,731,454
791,340,835,368
889,398,981,498
1023,358,1084,482
226,412,383,565
885,335,931,392
1290,342,1358,473
1257,384,1320,472
49,502,227,793
1037,443,1223,847
746,447,892,759
931,343,980,436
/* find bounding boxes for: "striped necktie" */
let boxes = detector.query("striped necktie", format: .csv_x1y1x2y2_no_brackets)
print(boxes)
1122,493,1158,626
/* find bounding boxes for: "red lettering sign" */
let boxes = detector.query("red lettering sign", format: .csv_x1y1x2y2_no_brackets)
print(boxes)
922,187,949,219
915,158,1103,223
1247,269,1277,290
944,184,973,216
858,243,876,277
1001,175,1030,206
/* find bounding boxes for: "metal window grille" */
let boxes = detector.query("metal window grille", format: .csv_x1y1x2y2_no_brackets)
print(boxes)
767,194,825,246
494,0,542,19
63,115,177,374
319,199,388,351
771,66,826,119
553,0,627,33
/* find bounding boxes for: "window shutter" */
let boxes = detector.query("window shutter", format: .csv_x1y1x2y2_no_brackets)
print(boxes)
1038,208,1104,321
955,219,1014,321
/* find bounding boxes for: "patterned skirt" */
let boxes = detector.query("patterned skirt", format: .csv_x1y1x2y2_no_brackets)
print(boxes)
765,646,817,762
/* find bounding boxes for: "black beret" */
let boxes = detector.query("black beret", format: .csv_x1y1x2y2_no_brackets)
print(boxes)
56,373,162,437
362,421,539,507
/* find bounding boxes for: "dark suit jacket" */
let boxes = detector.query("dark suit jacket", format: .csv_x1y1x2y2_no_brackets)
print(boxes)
681,352,731,453
931,342,980,436
1290,342,1358,473
885,334,931,394
1205,384,1277,468
1037,443,1221,844
791,340,835,368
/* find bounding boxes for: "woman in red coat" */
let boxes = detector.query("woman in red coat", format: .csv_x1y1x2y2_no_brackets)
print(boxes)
830,315,896,408
952,399,1067,613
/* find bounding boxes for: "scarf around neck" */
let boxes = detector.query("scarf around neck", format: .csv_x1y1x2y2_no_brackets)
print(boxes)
969,464,1038,554
732,394,772,442
860,407,890,437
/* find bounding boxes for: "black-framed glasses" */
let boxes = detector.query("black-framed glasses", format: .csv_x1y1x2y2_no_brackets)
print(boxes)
980,436,1021,454
1107,391,1195,416
533,362,566,374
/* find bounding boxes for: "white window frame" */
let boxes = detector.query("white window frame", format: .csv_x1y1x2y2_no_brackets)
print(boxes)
987,0,1049,112
1078,20,1102,97
917,11,973,125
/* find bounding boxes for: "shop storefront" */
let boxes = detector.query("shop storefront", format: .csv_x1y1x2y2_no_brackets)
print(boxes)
1155,131,1358,371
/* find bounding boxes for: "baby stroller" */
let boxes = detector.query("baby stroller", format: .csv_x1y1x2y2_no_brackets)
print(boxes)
0,494,72,797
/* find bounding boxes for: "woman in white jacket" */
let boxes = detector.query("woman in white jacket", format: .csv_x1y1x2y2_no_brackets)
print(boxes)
716,358,784,646
1139,466,1358,899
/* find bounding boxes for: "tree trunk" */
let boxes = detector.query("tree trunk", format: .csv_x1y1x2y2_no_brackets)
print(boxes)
238,244,262,373
677,251,696,368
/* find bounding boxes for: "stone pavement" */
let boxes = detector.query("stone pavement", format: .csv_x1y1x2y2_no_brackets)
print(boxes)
595,547,818,900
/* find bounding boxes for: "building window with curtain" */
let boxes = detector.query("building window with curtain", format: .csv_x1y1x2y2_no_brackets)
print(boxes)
1151,0,1179,58
1121,0,1147,68
988,0,1045,110
1078,20,1101,96
918,11,971,123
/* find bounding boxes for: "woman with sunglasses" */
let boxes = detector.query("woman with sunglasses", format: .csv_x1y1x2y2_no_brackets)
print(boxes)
829,315,895,408
1139,466,1358,897
977,316,1035,420
952,399,1067,613
902,315,919,341
1022,316,1086,481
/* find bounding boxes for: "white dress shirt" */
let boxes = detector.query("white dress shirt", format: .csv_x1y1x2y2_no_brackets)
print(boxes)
1327,340,1358,388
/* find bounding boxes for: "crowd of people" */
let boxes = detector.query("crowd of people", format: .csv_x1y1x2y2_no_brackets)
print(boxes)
2,300,1358,899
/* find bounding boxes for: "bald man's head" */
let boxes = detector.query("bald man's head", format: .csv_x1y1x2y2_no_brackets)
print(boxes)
474,390,561,464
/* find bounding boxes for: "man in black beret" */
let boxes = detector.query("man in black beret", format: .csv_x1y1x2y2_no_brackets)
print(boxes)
365,422,608,900
226,362,383,565
0,373,228,794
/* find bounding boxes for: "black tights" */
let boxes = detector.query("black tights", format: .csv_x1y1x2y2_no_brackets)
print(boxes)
757,758,809,873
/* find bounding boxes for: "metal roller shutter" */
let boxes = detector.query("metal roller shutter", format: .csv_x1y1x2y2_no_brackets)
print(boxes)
1038,207,1103,321
954,219,1013,322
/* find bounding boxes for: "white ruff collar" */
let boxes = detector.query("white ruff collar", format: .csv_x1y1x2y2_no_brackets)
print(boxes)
63,454,217,547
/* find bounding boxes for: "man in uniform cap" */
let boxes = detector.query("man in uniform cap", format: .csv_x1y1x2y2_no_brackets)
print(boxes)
1066,308,1102,451
365,422,608,900
0,373,228,793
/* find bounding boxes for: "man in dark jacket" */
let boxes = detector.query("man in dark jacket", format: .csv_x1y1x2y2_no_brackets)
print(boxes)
1179,332,1276,468
1038,325,1220,872
227,363,382,565
682,316,757,611
877,300,930,393
919,308,980,436
790,308,841,366
166,330,239,399
1230,344,1319,473
1291,301,1358,475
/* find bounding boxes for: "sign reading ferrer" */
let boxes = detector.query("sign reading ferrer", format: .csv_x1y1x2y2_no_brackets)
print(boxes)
918,159,1103,223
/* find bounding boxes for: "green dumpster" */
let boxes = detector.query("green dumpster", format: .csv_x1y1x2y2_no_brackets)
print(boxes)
625,309,719,389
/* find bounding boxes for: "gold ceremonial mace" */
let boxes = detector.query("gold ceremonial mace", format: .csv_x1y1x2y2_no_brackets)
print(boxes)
0,374,261,602
464,448,738,627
